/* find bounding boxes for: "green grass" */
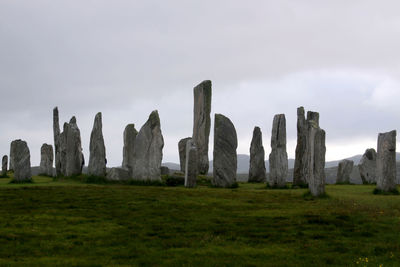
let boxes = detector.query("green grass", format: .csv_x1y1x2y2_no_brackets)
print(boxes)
0,175,399,266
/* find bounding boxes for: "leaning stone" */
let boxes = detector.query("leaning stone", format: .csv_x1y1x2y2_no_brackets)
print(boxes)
161,166,170,175
88,112,107,177
12,140,32,182
359,148,377,184
192,80,212,175
106,167,130,181
132,111,164,181
376,130,397,192
212,114,237,188
122,124,138,176
269,114,288,188
39,144,54,177
53,107,61,177
336,159,354,184
248,126,266,183
1,155,8,176
307,126,326,196
65,117,84,177
178,137,191,173
185,139,198,188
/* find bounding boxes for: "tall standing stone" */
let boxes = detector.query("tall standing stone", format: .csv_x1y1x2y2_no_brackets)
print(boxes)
178,137,191,173
39,144,54,177
212,114,237,188
293,107,307,186
192,80,212,175
185,139,198,188
12,139,32,182
122,124,138,176
1,155,8,176
269,114,288,188
88,112,107,177
248,127,266,183
336,159,354,184
65,117,84,177
59,123,67,176
308,126,326,196
359,148,377,184
376,130,397,192
132,111,164,181
53,107,61,177
9,140,17,171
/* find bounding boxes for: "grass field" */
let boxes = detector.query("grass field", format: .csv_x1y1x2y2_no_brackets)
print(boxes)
0,175,399,266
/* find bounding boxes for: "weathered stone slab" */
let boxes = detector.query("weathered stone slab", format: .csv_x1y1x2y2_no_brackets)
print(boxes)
122,124,138,176
248,126,266,183
178,137,191,173
12,139,32,182
293,107,307,186
65,117,84,177
53,107,61,177
269,114,288,188
9,140,17,172
88,112,107,177
192,80,212,175
212,114,237,188
106,167,130,181
336,159,354,184
307,126,326,196
1,155,7,176
359,148,377,184
185,139,198,188
40,144,54,177
376,130,397,192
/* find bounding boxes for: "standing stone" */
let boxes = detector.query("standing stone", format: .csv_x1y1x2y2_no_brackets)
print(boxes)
185,139,198,188
376,130,397,192
336,159,354,184
88,113,107,177
192,80,212,175
65,117,84,177
269,114,288,188
160,166,170,175
308,126,326,196
1,155,8,176
359,148,377,184
178,137,191,173
59,124,67,176
12,140,32,182
132,111,164,181
9,140,17,171
53,107,61,177
106,167,130,181
212,114,237,188
293,107,307,186
248,127,266,183
122,124,138,176
39,144,54,176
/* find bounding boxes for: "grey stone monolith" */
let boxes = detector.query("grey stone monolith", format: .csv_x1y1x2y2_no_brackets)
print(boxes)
39,144,54,176
269,114,288,188
9,140,17,171
88,112,107,177
185,139,198,188
106,167,130,181
359,148,377,184
1,155,7,176
12,140,32,182
122,124,138,176
192,80,212,175
336,159,354,184
307,126,326,196
59,124,67,176
178,137,191,173
53,107,61,177
293,107,307,186
65,117,84,177
132,111,164,181
212,114,237,188
248,126,266,183
376,130,397,192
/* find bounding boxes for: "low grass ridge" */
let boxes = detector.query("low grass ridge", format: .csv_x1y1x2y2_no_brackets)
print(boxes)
373,187,400,195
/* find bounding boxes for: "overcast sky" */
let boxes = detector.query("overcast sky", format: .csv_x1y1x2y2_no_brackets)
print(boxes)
1,0,400,167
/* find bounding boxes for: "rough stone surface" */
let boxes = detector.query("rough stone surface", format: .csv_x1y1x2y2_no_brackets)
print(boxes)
178,137,191,173
359,148,377,184
293,107,307,185
160,166,170,175
106,167,130,181
376,130,397,192
9,140,17,171
65,117,84,177
248,127,266,183
301,111,320,185
269,114,288,188
192,80,212,175
132,110,164,181
53,107,61,177
122,124,138,176
212,114,237,188
185,139,198,188
336,159,354,183
1,155,7,176
39,144,54,177
307,126,326,196
88,113,107,177
12,140,32,182
59,124,67,176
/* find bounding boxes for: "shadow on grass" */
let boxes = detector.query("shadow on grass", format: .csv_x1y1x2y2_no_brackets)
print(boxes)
9,178,33,184
302,190,330,200
373,188,399,195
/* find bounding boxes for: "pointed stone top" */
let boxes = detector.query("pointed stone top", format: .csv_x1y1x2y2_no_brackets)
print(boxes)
148,110,160,128
306,111,319,125
196,80,212,87
53,106,58,112
297,107,305,116
70,116,77,124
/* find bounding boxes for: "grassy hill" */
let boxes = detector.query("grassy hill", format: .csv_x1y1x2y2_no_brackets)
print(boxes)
0,175,399,266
